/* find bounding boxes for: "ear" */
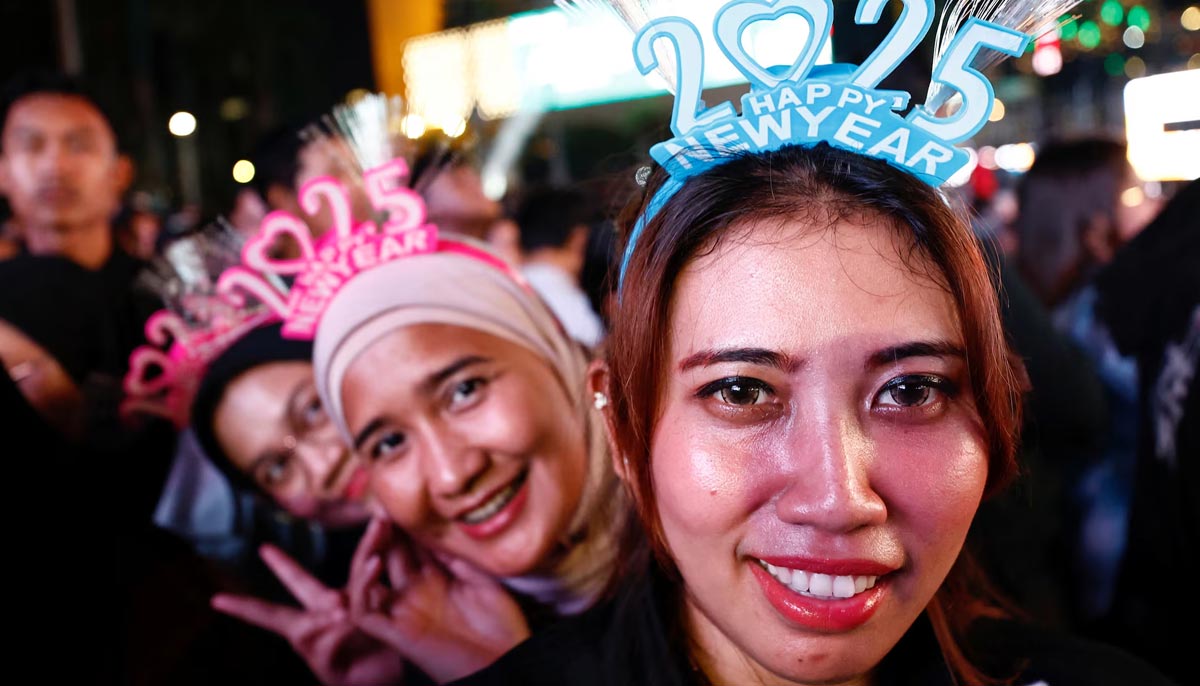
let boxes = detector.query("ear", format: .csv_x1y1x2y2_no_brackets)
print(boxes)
114,154,134,195
587,358,630,483
566,223,590,256
1080,213,1116,264
0,155,11,197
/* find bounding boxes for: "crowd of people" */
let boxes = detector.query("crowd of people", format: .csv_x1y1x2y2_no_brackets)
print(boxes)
1,25,1196,686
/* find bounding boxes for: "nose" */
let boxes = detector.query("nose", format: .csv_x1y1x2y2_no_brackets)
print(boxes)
420,429,489,500
775,412,887,533
35,141,70,176
297,438,354,498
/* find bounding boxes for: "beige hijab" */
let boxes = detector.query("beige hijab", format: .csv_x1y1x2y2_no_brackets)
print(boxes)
312,236,625,614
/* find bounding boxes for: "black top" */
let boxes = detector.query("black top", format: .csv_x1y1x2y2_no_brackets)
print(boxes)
1094,179,1199,683
453,567,1176,686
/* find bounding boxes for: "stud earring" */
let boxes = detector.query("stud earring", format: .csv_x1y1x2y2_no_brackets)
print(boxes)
593,392,609,410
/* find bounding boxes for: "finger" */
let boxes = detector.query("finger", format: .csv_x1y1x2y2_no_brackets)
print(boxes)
439,554,500,588
351,516,392,574
348,554,383,616
356,613,419,655
211,593,305,637
307,621,359,681
386,542,413,590
259,544,340,611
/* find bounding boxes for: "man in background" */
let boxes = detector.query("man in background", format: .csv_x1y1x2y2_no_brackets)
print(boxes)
515,185,604,348
0,71,156,359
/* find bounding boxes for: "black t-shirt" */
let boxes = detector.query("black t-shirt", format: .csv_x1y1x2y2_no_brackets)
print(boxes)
1094,180,1199,683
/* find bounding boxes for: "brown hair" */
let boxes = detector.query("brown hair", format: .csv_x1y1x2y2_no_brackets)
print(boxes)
605,143,1025,684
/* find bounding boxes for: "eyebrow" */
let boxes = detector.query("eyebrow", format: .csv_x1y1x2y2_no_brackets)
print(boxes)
423,355,491,394
678,347,802,373
351,355,492,452
866,340,965,369
676,340,964,374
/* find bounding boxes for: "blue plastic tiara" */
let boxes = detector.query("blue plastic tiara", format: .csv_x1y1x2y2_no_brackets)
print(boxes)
618,0,1032,289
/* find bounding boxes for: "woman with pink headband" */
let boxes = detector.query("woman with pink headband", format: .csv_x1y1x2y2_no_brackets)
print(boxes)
213,232,627,685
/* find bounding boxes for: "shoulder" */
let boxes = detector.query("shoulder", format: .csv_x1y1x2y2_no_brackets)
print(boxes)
973,619,1178,686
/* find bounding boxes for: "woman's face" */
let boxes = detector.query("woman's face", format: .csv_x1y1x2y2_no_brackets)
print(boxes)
650,218,987,685
215,361,372,528
341,323,587,578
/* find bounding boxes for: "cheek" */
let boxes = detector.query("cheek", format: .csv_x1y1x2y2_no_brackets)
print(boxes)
650,405,761,547
876,427,986,550
370,461,424,528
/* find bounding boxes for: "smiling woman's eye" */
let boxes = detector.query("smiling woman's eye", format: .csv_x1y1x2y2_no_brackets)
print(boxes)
697,376,774,406
369,431,407,462
257,454,294,488
300,395,326,428
874,374,956,409
449,377,488,408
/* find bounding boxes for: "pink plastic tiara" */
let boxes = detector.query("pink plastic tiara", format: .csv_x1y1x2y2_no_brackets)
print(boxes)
122,301,276,428
217,157,522,341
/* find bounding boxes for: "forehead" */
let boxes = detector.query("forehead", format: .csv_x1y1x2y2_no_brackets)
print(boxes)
668,217,961,358
345,323,535,385
217,361,313,461
3,94,114,142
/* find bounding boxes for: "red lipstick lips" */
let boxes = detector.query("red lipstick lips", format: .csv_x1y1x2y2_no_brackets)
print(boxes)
750,556,894,632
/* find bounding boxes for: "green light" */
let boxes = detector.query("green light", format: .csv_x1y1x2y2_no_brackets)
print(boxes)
1100,0,1124,26
1078,20,1103,49
1128,5,1151,31
1104,53,1126,76
1060,17,1079,41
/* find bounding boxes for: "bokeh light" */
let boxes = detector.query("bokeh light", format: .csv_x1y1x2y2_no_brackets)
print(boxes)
167,111,197,137
232,160,255,184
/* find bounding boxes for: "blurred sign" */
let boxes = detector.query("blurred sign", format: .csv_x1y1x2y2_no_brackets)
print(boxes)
403,2,833,122
1124,70,1200,181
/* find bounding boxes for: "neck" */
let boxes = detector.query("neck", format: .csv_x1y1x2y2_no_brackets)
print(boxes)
23,220,112,270
526,248,581,281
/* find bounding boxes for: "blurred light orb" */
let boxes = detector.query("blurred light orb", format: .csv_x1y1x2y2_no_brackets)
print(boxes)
1121,186,1145,207
1124,26,1146,49
989,99,1006,122
402,114,427,139
995,143,1036,173
1078,21,1102,50
1060,18,1079,41
1190,53,1200,70
168,111,197,137
978,146,998,170
1128,5,1151,31
220,97,249,121
440,117,467,138
1125,56,1147,78
1105,53,1127,76
1032,44,1063,75
1101,0,1125,26
1183,7,1200,31
232,160,255,184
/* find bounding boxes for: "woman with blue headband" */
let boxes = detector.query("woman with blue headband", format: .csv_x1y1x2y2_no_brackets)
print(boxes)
449,0,1177,683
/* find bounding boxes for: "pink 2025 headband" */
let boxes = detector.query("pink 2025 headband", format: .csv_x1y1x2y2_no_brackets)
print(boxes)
216,157,525,341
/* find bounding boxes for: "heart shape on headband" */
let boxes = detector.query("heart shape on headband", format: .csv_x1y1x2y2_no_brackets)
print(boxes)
243,211,317,276
124,347,177,397
714,0,832,90
143,311,190,348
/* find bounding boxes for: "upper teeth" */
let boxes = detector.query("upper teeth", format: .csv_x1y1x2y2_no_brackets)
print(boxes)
760,560,878,599
461,473,525,525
